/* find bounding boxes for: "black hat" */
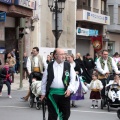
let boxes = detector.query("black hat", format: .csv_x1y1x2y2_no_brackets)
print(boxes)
86,53,90,56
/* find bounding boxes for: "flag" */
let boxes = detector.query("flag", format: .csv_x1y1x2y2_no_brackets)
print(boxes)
91,35,102,52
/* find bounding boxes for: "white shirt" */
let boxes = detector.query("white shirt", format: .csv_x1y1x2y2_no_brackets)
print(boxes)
70,62,76,68
96,57,120,75
27,55,47,74
41,61,76,95
87,79,103,90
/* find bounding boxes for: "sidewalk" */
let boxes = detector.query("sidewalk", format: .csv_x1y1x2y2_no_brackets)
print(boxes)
2,73,29,91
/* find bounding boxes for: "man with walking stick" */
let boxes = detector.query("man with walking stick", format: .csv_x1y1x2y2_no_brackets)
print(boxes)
41,48,76,120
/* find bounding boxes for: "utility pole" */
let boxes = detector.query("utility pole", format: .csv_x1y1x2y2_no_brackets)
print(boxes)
19,18,26,89
55,0,58,48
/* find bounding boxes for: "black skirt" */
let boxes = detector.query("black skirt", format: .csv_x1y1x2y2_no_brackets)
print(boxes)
90,91,101,99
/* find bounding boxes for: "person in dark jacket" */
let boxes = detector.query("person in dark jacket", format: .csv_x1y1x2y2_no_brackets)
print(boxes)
84,53,96,77
0,62,12,98
23,52,29,79
75,53,92,83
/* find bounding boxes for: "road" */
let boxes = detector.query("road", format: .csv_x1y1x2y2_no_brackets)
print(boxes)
0,90,119,120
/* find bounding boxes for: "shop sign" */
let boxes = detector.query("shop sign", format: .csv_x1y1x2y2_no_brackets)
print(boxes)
0,0,12,4
83,10,110,25
15,0,36,10
89,29,98,36
0,12,6,22
77,27,98,36
77,27,89,36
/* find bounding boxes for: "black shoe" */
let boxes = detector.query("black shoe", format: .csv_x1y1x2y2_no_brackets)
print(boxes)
71,104,77,108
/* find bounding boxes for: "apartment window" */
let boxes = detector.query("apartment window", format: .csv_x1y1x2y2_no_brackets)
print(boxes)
83,0,87,6
93,0,99,13
77,0,88,6
93,0,98,8
101,1,104,11
108,5,114,24
101,0,107,15
77,0,91,10
118,6,120,24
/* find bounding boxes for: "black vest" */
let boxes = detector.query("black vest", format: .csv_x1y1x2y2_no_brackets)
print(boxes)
46,61,71,94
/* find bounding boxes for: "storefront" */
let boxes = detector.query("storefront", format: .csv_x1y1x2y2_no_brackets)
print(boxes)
76,26,99,56
0,0,35,63
76,9,110,57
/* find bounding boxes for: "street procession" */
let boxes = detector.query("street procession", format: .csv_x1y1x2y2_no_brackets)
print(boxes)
0,0,120,120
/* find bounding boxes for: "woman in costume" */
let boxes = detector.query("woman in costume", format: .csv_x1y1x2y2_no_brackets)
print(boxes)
67,54,88,107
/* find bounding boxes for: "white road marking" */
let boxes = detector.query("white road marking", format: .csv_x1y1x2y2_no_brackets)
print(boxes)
0,106,29,109
71,109,116,115
0,106,117,115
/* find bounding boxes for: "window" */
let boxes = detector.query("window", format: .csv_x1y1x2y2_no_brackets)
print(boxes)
118,6,120,24
77,0,88,6
101,0,104,11
101,0,107,15
77,0,91,10
108,42,115,56
108,5,114,24
93,0,98,8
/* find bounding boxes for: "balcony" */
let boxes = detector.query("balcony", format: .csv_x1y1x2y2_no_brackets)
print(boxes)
77,5,91,11
101,10,108,15
93,8,99,13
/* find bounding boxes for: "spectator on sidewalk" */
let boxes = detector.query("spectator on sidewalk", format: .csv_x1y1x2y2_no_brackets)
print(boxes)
23,52,29,79
15,49,20,74
0,62,12,98
6,52,16,83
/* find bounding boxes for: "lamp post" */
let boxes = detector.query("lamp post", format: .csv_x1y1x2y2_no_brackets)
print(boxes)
48,0,66,48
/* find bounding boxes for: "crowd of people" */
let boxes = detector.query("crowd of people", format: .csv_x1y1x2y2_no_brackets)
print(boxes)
1,47,120,120
0,49,29,98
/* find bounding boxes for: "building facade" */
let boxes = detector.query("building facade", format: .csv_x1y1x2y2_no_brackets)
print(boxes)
28,0,115,59
31,0,76,57
0,0,35,63
107,0,120,56
76,0,110,57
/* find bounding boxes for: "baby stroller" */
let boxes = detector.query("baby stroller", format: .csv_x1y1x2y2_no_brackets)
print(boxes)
101,74,120,112
29,72,43,110
117,109,120,119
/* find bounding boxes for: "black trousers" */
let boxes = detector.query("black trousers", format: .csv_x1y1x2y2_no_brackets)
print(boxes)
100,78,106,98
87,69,93,77
47,94,70,120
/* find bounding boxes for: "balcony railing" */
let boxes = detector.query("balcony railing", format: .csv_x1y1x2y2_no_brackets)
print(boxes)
93,8,99,13
77,5,91,11
101,10,108,15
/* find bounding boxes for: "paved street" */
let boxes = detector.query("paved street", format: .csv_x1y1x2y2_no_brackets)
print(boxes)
0,74,119,120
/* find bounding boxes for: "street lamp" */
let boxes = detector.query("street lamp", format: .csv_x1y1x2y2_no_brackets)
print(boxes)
48,0,66,48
